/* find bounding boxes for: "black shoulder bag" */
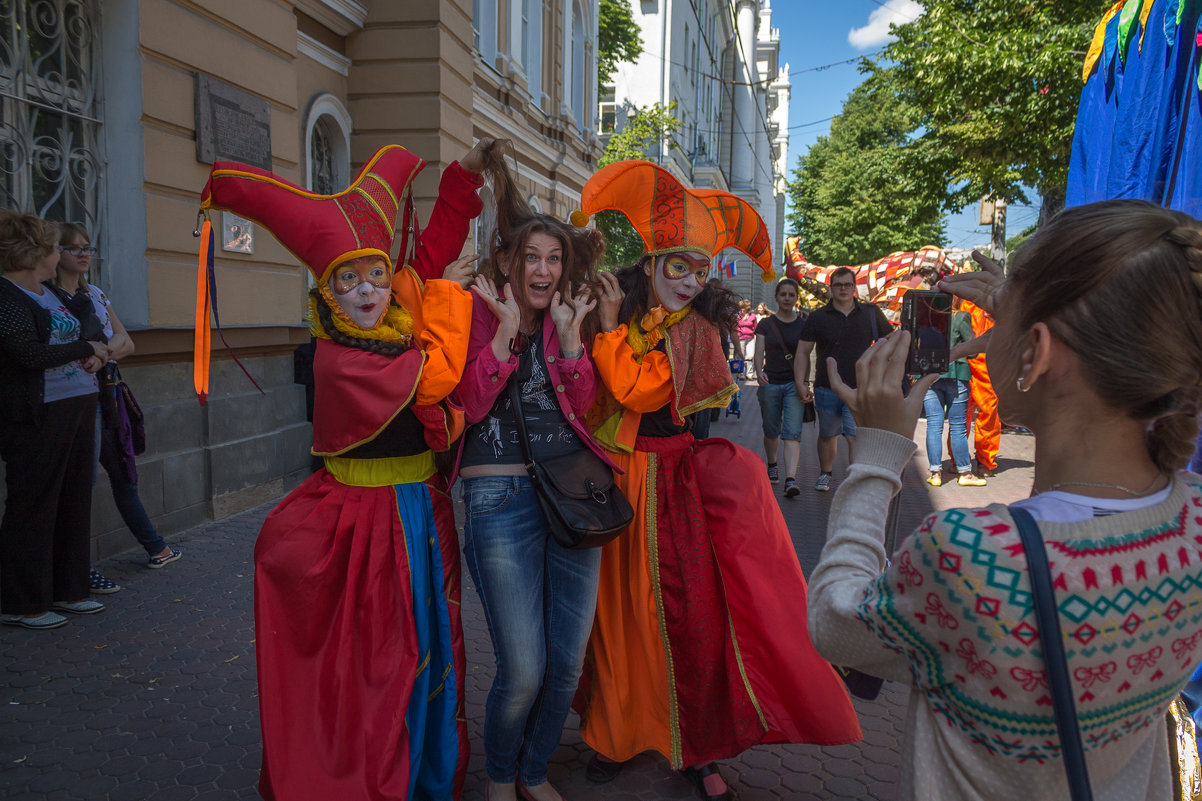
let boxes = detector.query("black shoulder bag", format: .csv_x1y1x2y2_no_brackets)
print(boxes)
507,375,633,549
766,315,816,423
1010,507,1094,801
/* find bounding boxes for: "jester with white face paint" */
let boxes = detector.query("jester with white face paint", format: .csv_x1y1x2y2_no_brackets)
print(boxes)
568,161,862,796
198,140,501,801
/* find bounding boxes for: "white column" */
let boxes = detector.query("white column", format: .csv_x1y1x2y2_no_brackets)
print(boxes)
732,0,757,193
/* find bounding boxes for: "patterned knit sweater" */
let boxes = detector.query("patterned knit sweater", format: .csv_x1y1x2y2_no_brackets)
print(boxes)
808,428,1202,801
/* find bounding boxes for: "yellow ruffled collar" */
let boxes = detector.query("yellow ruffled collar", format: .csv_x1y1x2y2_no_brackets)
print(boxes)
308,286,415,344
626,305,690,358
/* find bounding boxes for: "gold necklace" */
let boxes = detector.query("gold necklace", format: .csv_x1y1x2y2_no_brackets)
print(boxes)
1038,474,1167,497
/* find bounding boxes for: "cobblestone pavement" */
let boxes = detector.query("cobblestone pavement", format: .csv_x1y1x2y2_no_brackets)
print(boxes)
0,382,1036,800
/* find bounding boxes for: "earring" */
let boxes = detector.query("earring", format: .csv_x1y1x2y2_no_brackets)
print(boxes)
1016,377,1031,393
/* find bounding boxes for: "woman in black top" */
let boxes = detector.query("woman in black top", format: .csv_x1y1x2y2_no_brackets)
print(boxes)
0,210,110,629
754,278,807,497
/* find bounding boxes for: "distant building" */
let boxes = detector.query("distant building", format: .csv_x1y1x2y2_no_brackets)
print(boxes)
0,0,601,556
602,0,789,305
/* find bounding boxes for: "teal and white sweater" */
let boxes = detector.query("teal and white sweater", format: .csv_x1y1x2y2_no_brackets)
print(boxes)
809,428,1202,801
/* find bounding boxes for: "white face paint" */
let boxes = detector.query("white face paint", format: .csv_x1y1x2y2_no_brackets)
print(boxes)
650,252,708,312
329,257,391,329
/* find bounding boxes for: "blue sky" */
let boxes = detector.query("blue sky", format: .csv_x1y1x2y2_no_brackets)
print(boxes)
772,0,1043,252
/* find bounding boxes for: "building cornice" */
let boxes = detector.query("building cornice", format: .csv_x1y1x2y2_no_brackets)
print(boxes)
293,0,367,37
297,32,351,76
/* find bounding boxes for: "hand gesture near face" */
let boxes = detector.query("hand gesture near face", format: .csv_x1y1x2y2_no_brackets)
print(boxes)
472,275,523,362
549,281,597,355
442,254,480,289
596,271,625,333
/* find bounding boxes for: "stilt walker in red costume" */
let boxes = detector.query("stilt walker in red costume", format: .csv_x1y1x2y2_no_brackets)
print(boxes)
570,161,862,800
197,140,497,801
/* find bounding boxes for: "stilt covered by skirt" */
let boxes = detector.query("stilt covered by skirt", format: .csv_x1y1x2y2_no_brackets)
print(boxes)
254,466,468,801
575,432,862,767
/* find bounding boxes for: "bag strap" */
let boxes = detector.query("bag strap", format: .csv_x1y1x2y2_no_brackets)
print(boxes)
507,373,541,484
1010,506,1094,801
766,315,794,362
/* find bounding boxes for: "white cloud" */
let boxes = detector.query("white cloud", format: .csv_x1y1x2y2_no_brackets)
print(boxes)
847,0,923,49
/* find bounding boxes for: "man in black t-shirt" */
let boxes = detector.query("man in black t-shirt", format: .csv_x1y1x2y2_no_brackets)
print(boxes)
796,267,891,492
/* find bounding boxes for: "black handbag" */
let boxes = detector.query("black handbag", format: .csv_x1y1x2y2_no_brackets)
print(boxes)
1011,507,1093,801
507,376,633,549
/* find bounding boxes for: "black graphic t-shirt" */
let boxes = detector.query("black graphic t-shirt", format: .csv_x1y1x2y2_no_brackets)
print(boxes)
460,335,585,469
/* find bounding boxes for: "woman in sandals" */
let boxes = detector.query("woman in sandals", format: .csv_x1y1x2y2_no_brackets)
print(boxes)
0,210,110,628
200,139,496,801
451,147,610,801
809,199,1202,801
573,161,861,801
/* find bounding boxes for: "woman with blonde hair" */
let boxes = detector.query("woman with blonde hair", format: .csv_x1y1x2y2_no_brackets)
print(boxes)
810,199,1202,801
0,210,110,628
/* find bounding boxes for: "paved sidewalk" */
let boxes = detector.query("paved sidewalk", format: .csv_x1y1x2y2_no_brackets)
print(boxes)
0,383,1035,801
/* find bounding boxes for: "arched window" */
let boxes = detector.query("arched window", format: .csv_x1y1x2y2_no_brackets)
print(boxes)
1,0,104,270
303,94,351,195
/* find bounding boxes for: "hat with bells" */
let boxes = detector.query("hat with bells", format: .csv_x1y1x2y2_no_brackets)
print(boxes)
571,160,777,282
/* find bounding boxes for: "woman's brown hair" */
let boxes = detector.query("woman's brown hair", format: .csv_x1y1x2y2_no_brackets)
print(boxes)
1006,199,1202,471
610,257,740,343
476,142,603,314
0,210,58,273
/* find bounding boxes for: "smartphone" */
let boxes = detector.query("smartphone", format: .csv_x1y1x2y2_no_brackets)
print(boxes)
901,290,953,375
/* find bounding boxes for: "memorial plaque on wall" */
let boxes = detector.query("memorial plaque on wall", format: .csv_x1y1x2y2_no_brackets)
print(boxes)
194,74,271,170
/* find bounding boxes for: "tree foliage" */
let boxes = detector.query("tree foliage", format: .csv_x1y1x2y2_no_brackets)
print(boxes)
785,76,945,265
598,0,642,87
595,102,681,268
875,0,1108,217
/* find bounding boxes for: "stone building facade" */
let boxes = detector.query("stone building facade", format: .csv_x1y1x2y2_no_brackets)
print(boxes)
0,0,601,557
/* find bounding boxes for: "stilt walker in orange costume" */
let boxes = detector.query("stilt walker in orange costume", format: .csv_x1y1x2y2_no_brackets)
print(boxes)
197,140,497,801
570,162,862,801
962,299,1000,475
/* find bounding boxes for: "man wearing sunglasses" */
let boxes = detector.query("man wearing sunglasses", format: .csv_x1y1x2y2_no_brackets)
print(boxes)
795,267,891,492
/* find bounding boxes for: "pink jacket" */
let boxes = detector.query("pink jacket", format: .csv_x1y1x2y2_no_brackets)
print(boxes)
450,296,616,483
736,311,758,340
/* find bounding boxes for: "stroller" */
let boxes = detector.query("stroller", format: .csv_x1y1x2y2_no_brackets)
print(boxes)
726,358,745,418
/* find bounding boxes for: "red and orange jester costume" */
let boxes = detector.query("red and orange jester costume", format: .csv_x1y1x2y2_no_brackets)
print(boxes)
571,161,862,772
199,145,483,801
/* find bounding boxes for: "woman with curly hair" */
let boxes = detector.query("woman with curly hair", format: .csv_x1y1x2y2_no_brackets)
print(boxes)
451,145,611,801
572,162,861,800
199,139,498,801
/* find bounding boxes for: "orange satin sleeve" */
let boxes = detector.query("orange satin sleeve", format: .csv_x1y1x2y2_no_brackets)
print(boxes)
591,325,675,413
413,277,473,406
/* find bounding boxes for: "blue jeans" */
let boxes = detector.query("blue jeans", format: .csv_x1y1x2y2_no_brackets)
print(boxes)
923,378,972,472
757,381,802,441
462,476,602,785
814,386,856,439
98,418,164,556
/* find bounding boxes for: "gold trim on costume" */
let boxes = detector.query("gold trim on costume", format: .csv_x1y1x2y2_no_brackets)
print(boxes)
323,451,436,486
645,455,683,769
311,349,429,457
725,612,769,733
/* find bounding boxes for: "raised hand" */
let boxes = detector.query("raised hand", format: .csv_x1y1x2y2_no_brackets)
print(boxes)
472,275,522,362
549,281,597,355
828,330,939,439
938,250,1005,314
596,271,625,333
460,137,498,174
442,254,481,288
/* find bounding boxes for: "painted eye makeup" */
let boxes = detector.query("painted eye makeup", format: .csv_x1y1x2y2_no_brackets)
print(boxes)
662,255,710,284
330,262,391,295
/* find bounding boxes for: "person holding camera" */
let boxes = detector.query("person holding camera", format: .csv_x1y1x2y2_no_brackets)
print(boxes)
808,199,1202,801
795,266,891,492
0,211,110,629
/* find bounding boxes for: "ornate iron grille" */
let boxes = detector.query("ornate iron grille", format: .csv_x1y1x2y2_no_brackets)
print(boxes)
0,0,103,273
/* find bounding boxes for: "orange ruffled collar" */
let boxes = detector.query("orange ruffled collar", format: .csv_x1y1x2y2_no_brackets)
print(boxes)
627,305,690,358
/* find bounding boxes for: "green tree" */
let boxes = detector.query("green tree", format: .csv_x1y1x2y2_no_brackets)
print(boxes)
595,102,681,268
875,0,1108,220
598,0,642,87
785,76,945,265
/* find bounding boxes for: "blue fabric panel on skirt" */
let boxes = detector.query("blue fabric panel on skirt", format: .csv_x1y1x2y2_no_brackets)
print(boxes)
395,481,460,801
